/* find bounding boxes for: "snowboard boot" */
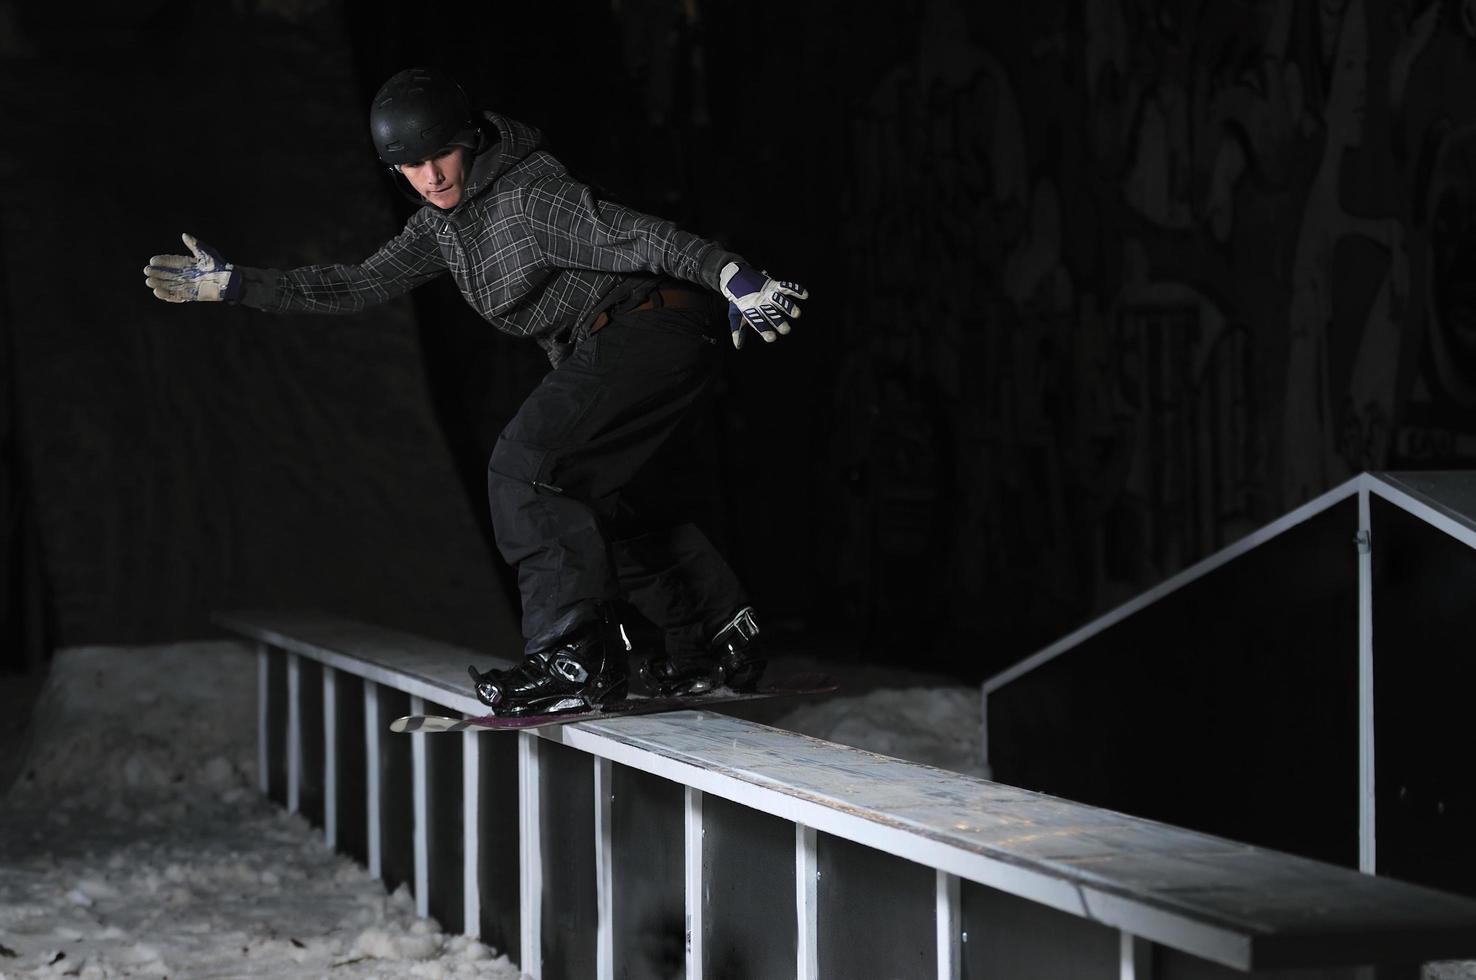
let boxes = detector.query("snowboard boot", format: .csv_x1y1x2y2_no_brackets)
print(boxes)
468,609,631,717
639,606,767,697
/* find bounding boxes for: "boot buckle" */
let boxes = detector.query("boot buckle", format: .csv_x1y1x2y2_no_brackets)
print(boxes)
551,651,590,684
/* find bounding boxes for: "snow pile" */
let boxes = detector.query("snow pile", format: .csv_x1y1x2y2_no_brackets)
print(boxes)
773,685,988,778
11,642,257,804
0,643,524,979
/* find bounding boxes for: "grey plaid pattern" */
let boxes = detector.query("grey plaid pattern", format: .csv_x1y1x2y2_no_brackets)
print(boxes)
239,113,731,365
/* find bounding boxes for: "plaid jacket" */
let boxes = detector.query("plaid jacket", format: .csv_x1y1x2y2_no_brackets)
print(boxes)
239,112,734,366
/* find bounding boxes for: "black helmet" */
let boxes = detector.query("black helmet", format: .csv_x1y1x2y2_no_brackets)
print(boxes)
369,67,471,166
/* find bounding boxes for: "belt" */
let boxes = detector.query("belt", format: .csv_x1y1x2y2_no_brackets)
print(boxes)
589,285,708,334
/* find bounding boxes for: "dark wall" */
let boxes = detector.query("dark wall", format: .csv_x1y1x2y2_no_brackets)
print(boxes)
0,1,517,656
4,0,1476,679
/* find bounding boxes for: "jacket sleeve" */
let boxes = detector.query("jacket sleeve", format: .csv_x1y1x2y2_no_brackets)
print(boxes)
521,172,738,291
237,214,446,314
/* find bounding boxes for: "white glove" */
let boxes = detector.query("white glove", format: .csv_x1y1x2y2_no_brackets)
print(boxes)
719,261,808,349
144,233,241,303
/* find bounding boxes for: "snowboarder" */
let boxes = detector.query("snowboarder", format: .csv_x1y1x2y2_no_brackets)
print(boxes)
143,67,806,717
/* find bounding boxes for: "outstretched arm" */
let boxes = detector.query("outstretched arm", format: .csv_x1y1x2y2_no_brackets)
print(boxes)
143,219,447,315
523,173,726,285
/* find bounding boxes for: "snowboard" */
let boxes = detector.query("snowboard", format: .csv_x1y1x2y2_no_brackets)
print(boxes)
390,671,836,734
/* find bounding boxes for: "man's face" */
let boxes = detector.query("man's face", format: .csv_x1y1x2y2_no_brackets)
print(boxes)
398,146,469,208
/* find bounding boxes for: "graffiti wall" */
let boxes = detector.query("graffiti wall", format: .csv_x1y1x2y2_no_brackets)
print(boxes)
821,0,1476,664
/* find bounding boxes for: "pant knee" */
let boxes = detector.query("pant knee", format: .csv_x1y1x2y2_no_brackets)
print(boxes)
488,437,544,493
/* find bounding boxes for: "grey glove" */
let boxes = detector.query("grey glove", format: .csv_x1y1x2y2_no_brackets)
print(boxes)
719,261,808,349
144,233,242,303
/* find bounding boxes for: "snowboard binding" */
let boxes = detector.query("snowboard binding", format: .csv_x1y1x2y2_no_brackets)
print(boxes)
639,606,767,697
469,609,631,717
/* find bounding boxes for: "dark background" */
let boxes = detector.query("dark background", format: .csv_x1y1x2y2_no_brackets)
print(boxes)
4,0,1476,681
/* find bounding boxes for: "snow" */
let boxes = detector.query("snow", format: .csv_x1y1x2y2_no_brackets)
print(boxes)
770,684,988,778
1,642,1471,978
0,643,524,979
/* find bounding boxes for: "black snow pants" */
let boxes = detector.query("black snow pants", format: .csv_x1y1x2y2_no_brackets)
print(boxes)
487,290,748,659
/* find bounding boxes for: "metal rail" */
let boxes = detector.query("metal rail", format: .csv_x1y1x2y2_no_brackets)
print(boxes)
980,470,1476,879
222,610,1476,980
